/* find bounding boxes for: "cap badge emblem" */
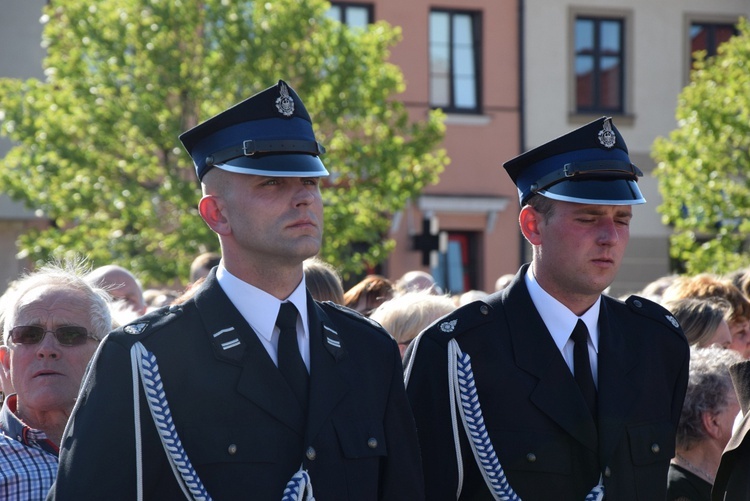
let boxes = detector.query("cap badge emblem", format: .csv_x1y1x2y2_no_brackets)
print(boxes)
275,82,295,117
598,118,616,148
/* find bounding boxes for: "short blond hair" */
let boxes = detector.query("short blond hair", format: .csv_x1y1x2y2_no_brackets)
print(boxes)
370,291,456,346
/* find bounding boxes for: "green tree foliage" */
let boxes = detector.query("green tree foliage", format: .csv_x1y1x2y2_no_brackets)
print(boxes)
652,18,750,275
0,0,447,285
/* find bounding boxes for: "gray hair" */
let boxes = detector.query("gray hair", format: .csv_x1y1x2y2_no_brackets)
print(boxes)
676,346,743,449
1,260,112,344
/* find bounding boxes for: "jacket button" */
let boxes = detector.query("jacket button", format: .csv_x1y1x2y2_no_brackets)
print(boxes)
367,438,378,449
633,299,643,308
604,466,611,477
306,446,317,461
227,444,237,455
526,453,536,462
480,305,489,315
651,443,660,454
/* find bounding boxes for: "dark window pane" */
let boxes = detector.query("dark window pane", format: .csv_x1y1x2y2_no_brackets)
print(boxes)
715,25,736,46
576,56,594,109
690,21,737,66
575,16,624,112
600,57,621,109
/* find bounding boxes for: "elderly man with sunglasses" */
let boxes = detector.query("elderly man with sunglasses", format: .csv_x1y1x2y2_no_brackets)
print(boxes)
0,262,110,499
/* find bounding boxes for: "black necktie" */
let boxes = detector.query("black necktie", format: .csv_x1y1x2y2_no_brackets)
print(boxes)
276,302,309,412
572,319,597,420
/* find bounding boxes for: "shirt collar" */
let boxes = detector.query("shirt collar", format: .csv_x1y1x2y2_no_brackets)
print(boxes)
525,267,601,353
216,264,310,343
0,394,58,455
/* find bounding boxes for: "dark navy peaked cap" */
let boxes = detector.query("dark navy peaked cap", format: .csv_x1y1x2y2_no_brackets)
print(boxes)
503,117,645,206
179,80,329,181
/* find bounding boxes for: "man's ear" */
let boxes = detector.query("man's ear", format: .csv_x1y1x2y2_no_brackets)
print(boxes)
198,195,231,236
701,410,723,440
519,205,543,245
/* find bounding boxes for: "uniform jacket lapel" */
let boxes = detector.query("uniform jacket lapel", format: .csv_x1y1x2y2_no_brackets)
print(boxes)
305,295,350,443
500,266,598,452
192,271,306,435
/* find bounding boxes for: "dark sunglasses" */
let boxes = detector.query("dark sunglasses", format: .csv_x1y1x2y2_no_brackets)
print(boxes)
9,326,98,346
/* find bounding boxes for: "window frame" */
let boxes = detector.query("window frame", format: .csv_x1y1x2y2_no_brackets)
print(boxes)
568,7,632,120
429,8,483,114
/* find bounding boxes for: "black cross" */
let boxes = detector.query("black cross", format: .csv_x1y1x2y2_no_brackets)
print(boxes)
411,218,441,266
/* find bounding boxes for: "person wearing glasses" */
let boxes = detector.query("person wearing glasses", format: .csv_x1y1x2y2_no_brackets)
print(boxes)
0,262,110,499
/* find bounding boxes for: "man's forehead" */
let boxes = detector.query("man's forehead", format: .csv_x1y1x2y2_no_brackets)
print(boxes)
562,201,633,215
14,287,90,321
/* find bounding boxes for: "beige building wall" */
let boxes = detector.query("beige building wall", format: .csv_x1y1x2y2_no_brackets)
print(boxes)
523,0,750,296
0,0,49,291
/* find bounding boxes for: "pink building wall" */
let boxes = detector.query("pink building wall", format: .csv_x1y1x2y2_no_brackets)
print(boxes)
365,0,522,292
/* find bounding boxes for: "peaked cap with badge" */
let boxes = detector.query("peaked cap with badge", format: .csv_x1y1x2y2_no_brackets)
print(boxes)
179,80,329,181
503,117,645,206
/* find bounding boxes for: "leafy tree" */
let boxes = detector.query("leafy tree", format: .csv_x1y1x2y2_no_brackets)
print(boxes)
0,0,447,285
652,18,750,275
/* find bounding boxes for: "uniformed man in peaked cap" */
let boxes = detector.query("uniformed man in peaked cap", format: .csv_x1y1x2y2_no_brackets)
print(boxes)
50,81,424,500
404,117,689,500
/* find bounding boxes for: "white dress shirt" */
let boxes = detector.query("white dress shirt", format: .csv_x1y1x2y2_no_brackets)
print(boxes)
525,267,600,387
217,264,310,371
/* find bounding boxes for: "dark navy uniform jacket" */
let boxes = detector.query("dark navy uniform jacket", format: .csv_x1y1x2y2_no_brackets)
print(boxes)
404,264,688,501
713,360,750,501
49,271,424,500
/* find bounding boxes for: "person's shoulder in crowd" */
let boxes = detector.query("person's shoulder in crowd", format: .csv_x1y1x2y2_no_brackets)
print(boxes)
105,302,189,347
410,292,499,347
611,293,685,338
318,300,394,343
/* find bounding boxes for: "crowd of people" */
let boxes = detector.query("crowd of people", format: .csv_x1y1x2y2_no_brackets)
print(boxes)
0,79,748,500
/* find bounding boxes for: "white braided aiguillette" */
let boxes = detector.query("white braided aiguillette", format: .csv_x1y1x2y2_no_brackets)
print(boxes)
133,342,316,501
135,342,212,501
450,341,519,500
449,340,604,501
281,469,315,501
